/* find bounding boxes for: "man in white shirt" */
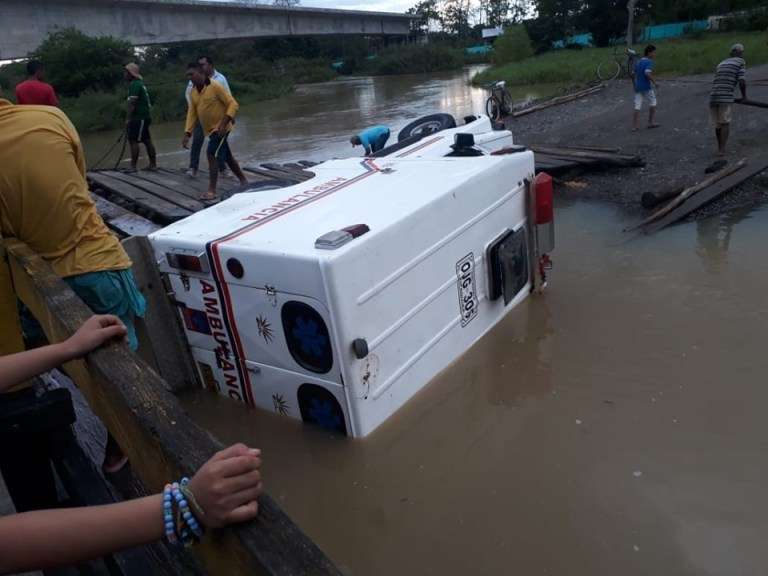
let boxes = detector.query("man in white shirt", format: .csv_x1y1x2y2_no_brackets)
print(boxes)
185,55,231,177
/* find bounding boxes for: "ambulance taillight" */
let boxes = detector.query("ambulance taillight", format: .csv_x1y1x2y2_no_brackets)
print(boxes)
166,252,209,273
535,172,554,254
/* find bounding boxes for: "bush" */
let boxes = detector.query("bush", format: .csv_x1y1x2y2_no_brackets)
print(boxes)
33,29,134,97
492,26,534,65
59,91,124,133
365,44,464,75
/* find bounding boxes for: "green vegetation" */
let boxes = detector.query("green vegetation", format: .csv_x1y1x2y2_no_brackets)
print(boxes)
474,31,768,87
362,44,465,76
492,26,534,65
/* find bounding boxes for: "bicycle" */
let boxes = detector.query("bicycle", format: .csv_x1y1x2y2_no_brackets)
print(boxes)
596,46,638,82
485,80,513,121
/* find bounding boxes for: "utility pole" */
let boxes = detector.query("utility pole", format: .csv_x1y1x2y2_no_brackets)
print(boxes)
626,0,638,47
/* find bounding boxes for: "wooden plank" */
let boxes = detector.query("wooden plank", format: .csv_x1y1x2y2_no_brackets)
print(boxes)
121,236,198,393
243,165,303,183
130,169,211,200
511,84,605,118
4,238,342,576
91,194,160,237
100,171,205,212
529,145,644,166
260,163,314,181
87,173,192,223
644,155,768,233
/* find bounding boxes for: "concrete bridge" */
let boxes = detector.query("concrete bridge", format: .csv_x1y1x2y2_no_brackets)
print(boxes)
2,0,416,59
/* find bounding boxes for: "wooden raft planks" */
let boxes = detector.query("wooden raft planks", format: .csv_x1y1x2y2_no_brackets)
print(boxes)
100,170,205,212
88,172,192,223
4,238,342,576
91,194,160,237
643,154,768,234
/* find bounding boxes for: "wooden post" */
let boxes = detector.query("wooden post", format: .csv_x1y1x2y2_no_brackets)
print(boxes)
626,0,638,47
3,238,341,576
121,236,199,393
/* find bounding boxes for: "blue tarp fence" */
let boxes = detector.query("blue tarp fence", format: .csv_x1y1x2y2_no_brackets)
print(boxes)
553,19,712,48
639,20,709,41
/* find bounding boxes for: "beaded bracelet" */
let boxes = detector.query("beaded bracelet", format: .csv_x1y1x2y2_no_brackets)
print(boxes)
163,478,205,547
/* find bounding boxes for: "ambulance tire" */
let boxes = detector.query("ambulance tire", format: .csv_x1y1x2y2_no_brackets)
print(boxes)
397,113,457,142
297,384,348,436
220,179,296,199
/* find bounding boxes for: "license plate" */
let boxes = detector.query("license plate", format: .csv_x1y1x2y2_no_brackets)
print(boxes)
456,253,479,327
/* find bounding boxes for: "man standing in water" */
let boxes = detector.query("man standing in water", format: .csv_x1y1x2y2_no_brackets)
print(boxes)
351,125,391,156
183,62,248,201
124,63,157,172
632,45,659,131
710,43,747,157
185,56,231,178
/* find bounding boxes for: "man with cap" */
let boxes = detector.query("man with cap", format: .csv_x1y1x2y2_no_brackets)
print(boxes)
710,43,747,156
124,63,157,172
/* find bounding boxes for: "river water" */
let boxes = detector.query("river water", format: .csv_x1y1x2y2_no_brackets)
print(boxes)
182,200,768,572
98,66,767,574
81,66,561,169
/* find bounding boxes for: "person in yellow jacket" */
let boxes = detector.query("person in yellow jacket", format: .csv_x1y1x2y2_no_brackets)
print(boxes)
182,62,248,201
0,97,144,476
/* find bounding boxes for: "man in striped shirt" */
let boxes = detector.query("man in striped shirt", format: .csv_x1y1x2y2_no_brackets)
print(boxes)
710,44,747,156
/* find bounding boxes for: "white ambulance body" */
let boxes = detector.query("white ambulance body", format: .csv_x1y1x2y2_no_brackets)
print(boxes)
149,124,553,438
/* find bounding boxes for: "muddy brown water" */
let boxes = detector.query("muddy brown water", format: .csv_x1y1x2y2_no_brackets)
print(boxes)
181,196,768,575
81,66,564,169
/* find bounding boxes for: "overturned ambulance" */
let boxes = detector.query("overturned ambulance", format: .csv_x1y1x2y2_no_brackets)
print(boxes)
149,115,554,437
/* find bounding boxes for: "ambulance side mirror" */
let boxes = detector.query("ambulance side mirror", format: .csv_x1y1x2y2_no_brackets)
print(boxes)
352,338,369,360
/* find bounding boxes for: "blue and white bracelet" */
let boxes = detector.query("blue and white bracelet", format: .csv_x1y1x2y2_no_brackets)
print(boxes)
163,478,205,547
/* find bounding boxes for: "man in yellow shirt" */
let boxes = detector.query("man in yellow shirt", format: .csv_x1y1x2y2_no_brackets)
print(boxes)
0,99,146,354
182,62,248,201
0,99,145,493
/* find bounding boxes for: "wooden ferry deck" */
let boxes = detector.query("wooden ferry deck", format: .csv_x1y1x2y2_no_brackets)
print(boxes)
87,162,317,236
87,147,642,238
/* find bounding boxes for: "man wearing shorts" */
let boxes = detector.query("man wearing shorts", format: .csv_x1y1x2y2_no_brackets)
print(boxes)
124,63,157,172
633,45,659,131
182,62,248,201
710,44,747,157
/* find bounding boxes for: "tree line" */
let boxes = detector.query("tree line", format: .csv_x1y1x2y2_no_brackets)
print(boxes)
407,0,768,48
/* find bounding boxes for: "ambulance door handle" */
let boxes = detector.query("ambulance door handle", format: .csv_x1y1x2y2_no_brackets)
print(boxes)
246,365,261,375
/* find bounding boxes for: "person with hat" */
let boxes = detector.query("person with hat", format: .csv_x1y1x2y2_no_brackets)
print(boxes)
124,63,157,172
710,43,747,157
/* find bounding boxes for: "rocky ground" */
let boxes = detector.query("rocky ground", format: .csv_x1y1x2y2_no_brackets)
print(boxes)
509,64,768,220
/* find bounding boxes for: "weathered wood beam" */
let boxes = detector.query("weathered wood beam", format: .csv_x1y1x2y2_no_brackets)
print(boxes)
4,238,341,576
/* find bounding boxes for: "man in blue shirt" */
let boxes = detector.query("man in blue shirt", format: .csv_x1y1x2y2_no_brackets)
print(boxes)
351,125,390,156
633,45,659,131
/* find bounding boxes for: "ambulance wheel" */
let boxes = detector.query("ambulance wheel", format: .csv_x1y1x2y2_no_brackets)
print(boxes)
298,384,348,436
397,113,456,142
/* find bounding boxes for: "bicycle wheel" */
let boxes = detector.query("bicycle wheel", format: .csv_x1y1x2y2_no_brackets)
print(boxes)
596,60,621,82
486,96,502,121
501,89,514,115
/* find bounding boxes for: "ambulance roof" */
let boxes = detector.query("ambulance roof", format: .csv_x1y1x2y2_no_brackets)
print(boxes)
150,155,529,258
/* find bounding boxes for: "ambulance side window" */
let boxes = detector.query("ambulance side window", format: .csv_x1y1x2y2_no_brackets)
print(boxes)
282,301,333,374
487,228,529,305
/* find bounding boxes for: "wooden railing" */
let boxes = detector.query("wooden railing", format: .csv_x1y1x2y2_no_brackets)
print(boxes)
3,238,341,576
